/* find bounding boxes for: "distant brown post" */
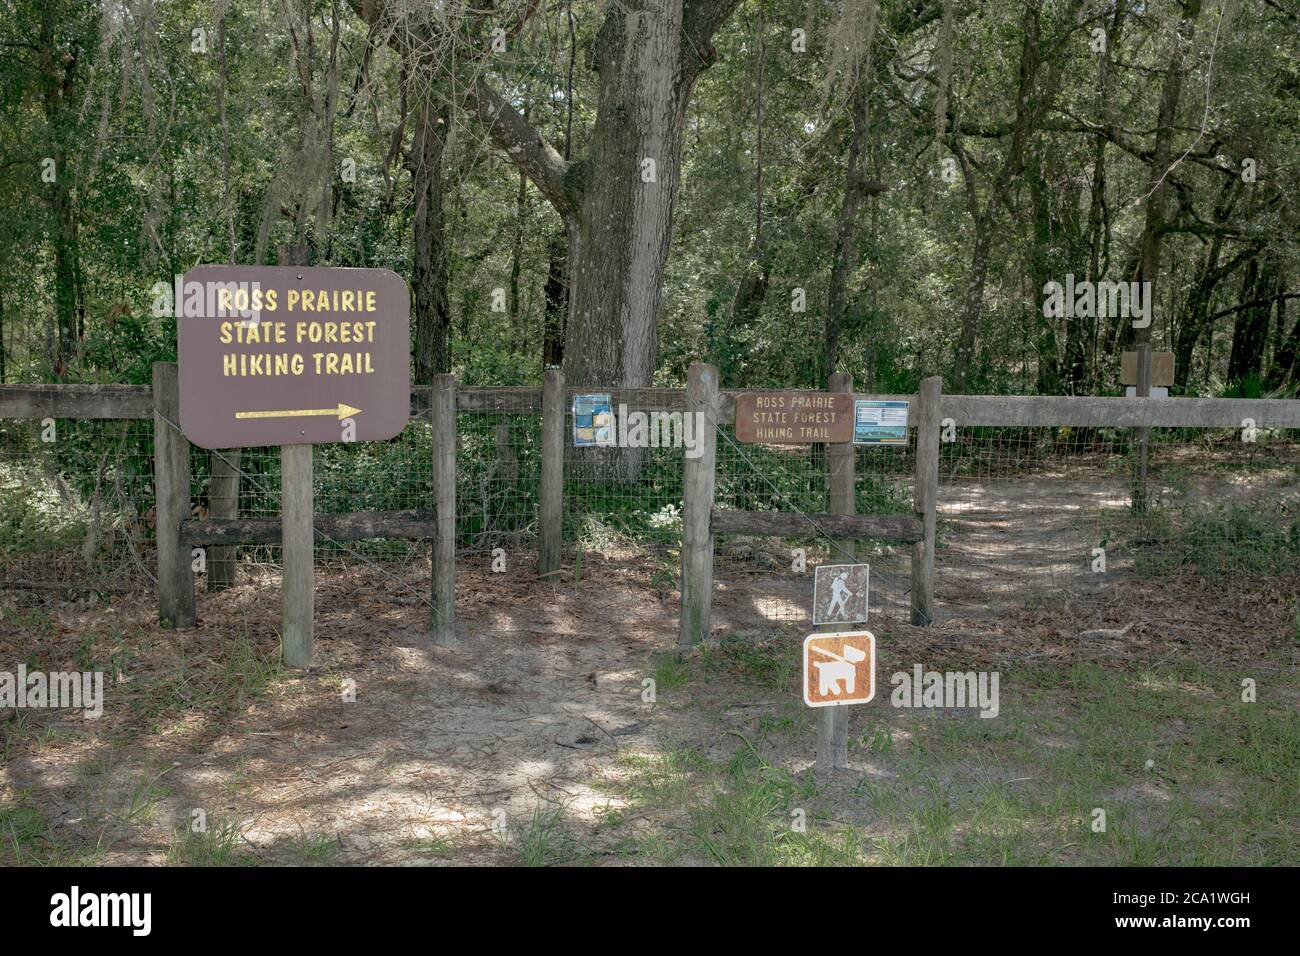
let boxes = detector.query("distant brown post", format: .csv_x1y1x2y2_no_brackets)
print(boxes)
911,376,942,626
538,368,564,579
1133,342,1152,512
431,373,457,644
152,362,196,629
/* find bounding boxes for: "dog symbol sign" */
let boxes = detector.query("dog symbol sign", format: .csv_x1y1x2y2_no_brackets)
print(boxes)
802,632,876,707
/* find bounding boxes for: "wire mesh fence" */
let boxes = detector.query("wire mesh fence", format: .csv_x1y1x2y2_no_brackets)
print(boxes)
0,417,156,597
713,426,918,630
935,425,1300,616
2,392,1298,639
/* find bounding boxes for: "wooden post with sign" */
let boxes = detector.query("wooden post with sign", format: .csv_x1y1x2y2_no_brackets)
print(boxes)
819,371,855,770
152,362,196,629
280,444,313,668
911,376,941,626
679,362,719,647
538,368,564,579
816,620,853,771
431,373,457,645
175,265,412,660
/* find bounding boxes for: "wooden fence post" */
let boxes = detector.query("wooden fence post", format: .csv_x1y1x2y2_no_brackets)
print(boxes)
431,373,457,644
678,361,719,647
538,367,564,579
819,371,855,770
911,375,942,626
208,450,240,590
152,362,195,629
281,444,314,668
1133,342,1152,513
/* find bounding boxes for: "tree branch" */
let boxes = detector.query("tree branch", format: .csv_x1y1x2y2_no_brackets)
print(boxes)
460,75,579,221
346,0,577,221
680,0,744,88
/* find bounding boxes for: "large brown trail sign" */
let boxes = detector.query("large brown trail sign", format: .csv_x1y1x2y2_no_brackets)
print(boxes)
177,265,410,449
175,265,412,669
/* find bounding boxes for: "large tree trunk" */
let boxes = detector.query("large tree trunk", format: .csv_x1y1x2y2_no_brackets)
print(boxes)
39,3,82,377
563,2,694,391
409,96,451,383
351,0,740,394
541,227,569,369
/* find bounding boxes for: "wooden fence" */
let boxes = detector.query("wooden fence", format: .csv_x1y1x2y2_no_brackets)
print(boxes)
3,366,1299,659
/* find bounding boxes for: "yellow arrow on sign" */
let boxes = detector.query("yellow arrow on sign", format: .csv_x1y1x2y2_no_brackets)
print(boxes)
235,403,362,421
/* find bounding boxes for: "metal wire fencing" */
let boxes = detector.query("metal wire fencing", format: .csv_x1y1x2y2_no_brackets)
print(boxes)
2,396,1297,639
0,417,156,597
712,426,919,630
935,425,1300,615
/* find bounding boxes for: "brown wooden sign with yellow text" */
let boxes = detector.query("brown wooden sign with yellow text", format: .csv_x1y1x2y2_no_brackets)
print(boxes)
177,266,410,449
733,391,854,444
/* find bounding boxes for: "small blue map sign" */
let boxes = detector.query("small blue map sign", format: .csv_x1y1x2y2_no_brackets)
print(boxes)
573,393,614,447
853,400,909,446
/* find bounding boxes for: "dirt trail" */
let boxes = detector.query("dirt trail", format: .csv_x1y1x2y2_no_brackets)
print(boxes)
2,460,1294,864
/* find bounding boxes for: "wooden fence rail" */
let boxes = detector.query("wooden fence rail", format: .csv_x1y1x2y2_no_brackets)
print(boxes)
3,377,1299,659
7,385,1300,428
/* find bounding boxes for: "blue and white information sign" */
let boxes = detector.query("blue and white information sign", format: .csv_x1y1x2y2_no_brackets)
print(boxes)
853,399,909,445
573,393,615,447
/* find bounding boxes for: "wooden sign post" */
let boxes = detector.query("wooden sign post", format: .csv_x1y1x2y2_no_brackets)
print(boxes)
818,372,857,770
804,630,876,771
176,266,411,667
281,444,313,667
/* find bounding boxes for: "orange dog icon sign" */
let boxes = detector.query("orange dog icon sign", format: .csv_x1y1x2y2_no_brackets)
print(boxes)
802,632,876,707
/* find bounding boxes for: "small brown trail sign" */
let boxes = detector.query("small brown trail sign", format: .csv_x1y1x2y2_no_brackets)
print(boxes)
803,631,876,707
733,391,854,444
177,265,410,449
1121,350,1174,387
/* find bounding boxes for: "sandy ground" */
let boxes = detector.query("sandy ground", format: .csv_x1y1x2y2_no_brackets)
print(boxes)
2,461,1297,865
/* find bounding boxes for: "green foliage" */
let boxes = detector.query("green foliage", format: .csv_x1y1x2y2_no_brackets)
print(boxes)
0,459,87,554
1125,501,1300,581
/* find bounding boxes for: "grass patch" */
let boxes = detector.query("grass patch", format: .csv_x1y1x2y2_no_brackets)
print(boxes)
405,829,456,859
1104,500,1300,580
167,817,255,866
0,798,106,866
597,661,1299,866
292,831,343,865
513,805,575,866
602,741,858,865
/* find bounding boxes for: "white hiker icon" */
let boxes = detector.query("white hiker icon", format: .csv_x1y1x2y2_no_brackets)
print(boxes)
825,570,854,620
810,642,868,697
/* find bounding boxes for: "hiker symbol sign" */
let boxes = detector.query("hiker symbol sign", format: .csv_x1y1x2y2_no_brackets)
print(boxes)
802,632,876,707
812,563,870,625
